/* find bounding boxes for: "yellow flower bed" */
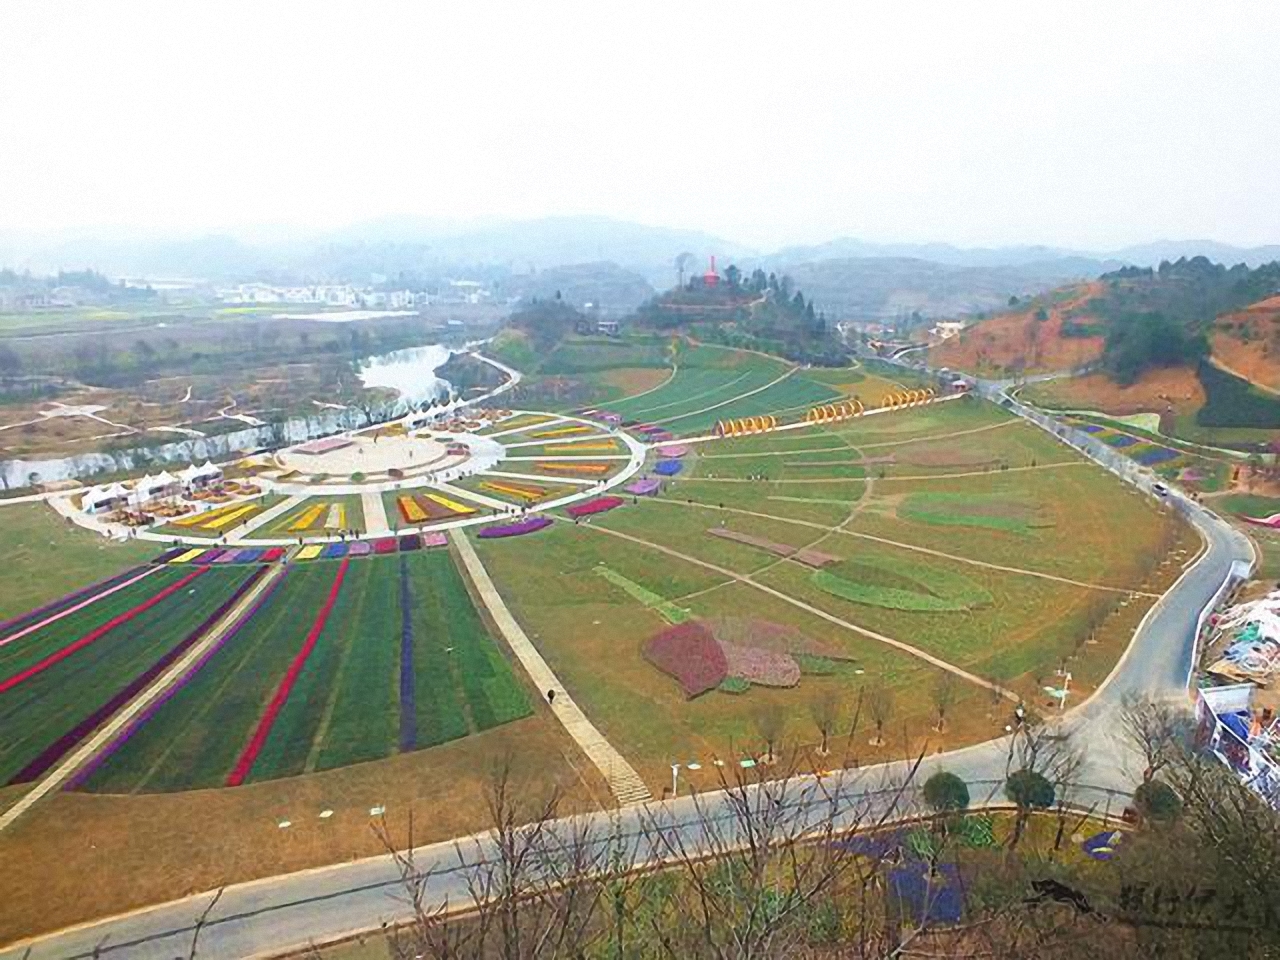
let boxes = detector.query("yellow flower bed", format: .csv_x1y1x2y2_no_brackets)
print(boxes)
288,503,327,531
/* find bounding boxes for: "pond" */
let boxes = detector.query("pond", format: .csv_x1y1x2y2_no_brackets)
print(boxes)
356,343,453,410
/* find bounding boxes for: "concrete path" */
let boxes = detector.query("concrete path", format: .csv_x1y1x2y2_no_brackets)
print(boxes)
0,563,288,833
361,490,390,535
450,530,651,806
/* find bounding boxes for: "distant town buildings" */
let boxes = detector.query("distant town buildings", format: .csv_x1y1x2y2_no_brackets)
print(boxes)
213,281,493,308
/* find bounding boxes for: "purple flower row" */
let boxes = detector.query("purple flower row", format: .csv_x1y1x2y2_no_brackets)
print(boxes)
63,566,287,791
1132,447,1181,466
0,565,150,640
398,554,417,752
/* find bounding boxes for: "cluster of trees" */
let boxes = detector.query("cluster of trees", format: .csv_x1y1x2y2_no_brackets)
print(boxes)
631,264,843,365
0,267,158,305
1082,257,1280,384
1102,312,1208,385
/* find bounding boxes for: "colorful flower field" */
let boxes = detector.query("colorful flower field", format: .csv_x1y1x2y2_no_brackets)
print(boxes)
625,478,661,496
76,551,530,792
542,441,624,454
653,459,683,476
1065,418,1190,474
529,424,597,439
478,479,556,503
248,497,365,538
161,547,282,564
0,565,258,786
531,460,615,476
171,499,265,533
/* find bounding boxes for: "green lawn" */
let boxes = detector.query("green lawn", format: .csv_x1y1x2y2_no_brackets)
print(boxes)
1218,493,1280,518
313,557,401,771
84,563,341,792
475,521,987,782
83,551,530,792
0,565,252,785
405,550,531,747
0,503,157,620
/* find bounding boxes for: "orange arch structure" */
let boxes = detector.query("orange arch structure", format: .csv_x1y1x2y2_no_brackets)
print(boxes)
804,399,864,424
881,387,939,410
714,415,779,437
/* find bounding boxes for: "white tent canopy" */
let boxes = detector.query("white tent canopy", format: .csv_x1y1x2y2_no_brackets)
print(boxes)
82,483,131,512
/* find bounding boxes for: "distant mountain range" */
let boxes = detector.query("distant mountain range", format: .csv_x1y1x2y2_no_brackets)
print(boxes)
1,216,1277,319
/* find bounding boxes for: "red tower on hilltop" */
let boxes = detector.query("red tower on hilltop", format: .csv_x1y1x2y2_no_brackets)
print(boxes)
703,255,719,287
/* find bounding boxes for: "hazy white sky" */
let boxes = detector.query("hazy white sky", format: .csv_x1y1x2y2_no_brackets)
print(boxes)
2,0,1277,250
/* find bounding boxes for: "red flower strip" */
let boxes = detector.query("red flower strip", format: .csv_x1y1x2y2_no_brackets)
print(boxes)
225,558,349,786
0,568,208,695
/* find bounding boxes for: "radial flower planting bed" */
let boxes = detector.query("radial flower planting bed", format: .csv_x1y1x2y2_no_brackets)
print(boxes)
625,478,661,496
565,496,624,519
478,516,554,538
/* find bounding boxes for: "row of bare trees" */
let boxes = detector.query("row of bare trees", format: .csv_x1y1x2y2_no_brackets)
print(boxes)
340,695,1280,960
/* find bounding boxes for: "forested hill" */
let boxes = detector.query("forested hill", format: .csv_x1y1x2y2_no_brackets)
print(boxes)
932,257,1280,386
630,265,844,364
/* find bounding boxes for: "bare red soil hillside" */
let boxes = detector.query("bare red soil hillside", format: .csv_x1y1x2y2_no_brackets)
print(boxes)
1211,294,1280,391
929,282,1106,375
1022,365,1205,420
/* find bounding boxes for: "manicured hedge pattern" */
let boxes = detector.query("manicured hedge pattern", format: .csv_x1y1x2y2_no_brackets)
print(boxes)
812,555,992,613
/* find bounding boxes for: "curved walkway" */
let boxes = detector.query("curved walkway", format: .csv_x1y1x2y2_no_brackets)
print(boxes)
652,366,799,428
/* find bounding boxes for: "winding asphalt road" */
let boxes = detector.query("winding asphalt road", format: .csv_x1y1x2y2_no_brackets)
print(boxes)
0,379,1256,960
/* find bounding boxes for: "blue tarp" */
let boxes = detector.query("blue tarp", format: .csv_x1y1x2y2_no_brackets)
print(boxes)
1222,711,1252,742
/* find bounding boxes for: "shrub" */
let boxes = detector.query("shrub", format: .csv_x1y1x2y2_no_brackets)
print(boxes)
642,622,728,697
1133,780,1181,822
1196,359,1280,429
924,771,970,814
1006,768,1055,810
